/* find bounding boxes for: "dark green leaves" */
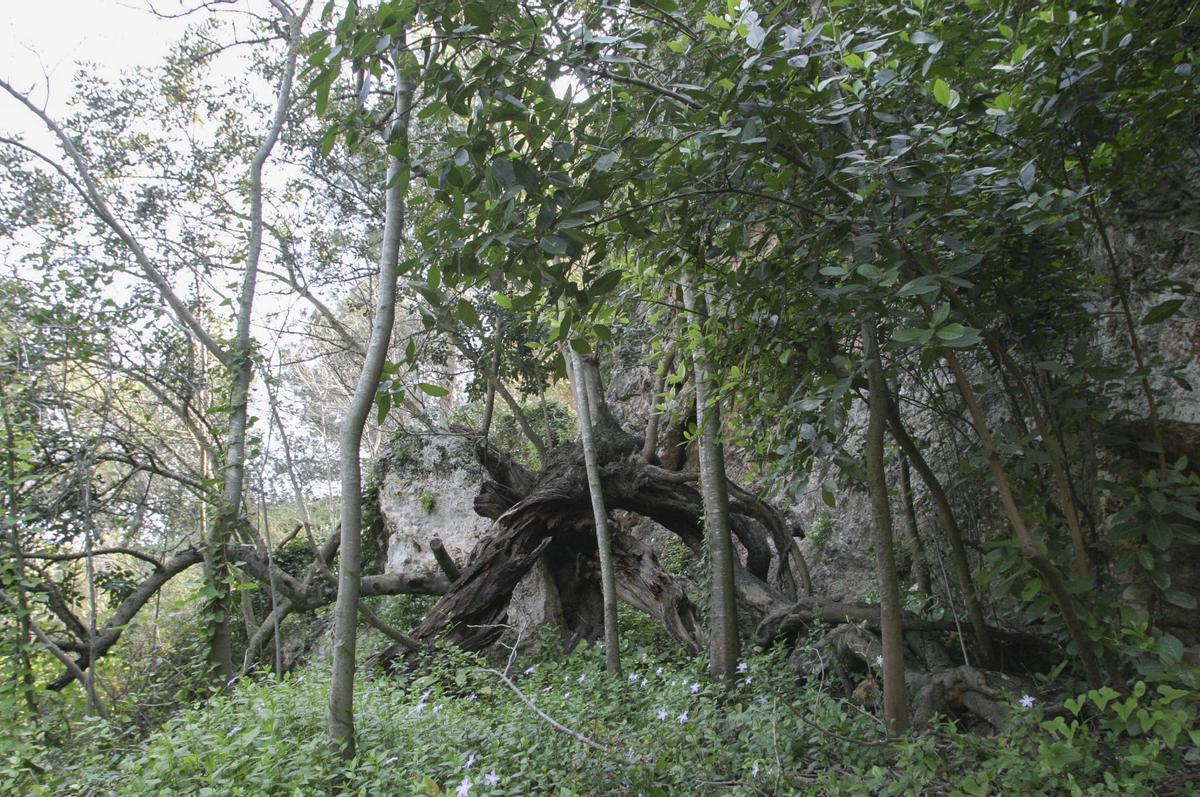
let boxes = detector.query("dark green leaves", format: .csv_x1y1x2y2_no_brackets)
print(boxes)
1140,299,1185,325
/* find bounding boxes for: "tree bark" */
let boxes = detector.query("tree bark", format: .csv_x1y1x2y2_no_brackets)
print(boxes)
328,42,414,760
883,390,996,668
862,317,909,733
682,272,739,684
642,342,676,463
943,351,1104,689
567,347,621,675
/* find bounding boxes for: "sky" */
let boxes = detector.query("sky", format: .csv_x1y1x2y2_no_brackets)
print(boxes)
1,1,194,108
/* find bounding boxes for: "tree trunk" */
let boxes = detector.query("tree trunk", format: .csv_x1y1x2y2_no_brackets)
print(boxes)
682,272,740,684
862,317,909,733
568,347,621,675
205,6,308,683
883,390,996,668
898,454,932,597
642,343,676,463
943,351,1104,689
328,44,414,760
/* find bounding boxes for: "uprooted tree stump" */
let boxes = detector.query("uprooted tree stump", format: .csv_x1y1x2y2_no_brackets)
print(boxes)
374,411,1058,732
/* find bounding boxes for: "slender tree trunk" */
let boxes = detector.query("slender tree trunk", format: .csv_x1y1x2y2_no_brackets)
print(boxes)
328,44,414,759
480,328,503,439
681,272,740,684
206,7,309,682
862,317,909,733
884,391,996,668
567,347,621,675
0,384,38,717
898,455,932,598
943,351,1104,688
642,342,676,463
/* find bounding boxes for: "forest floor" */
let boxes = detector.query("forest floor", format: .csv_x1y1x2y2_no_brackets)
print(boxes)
18,606,1199,797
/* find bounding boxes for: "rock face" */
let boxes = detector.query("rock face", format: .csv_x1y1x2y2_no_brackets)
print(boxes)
377,433,562,643
377,435,492,580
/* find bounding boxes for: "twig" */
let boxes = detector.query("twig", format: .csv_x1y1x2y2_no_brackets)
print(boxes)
762,680,893,749
484,667,612,754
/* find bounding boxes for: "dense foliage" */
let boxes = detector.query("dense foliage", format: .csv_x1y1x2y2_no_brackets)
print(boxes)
1,0,1198,792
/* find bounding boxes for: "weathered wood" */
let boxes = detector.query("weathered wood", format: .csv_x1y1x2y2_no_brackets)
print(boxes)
429,538,462,582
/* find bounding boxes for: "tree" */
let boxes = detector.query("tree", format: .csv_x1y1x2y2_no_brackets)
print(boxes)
327,28,416,758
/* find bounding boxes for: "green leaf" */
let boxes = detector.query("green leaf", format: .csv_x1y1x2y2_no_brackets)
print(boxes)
540,235,569,256
1140,299,1184,325
1146,520,1173,550
704,11,731,29
319,127,339,157
898,276,939,297
417,383,450,398
937,323,967,341
1019,161,1037,191
455,299,480,329
933,79,951,106
594,151,619,172
893,326,932,344
1163,588,1197,609
1157,634,1184,662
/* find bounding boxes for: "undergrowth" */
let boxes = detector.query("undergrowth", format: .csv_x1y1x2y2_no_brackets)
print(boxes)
15,615,1198,797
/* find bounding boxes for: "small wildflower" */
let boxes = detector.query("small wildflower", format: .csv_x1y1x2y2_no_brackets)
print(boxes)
383,756,399,767
226,725,242,738
656,708,668,721
690,682,700,694
455,777,472,797
677,710,689,724
484,771,500,787
1019,694,1037,709
464,753,476,769
737,662,748,673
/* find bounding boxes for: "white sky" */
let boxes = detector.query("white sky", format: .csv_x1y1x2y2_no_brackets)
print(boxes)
1,2,193,106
